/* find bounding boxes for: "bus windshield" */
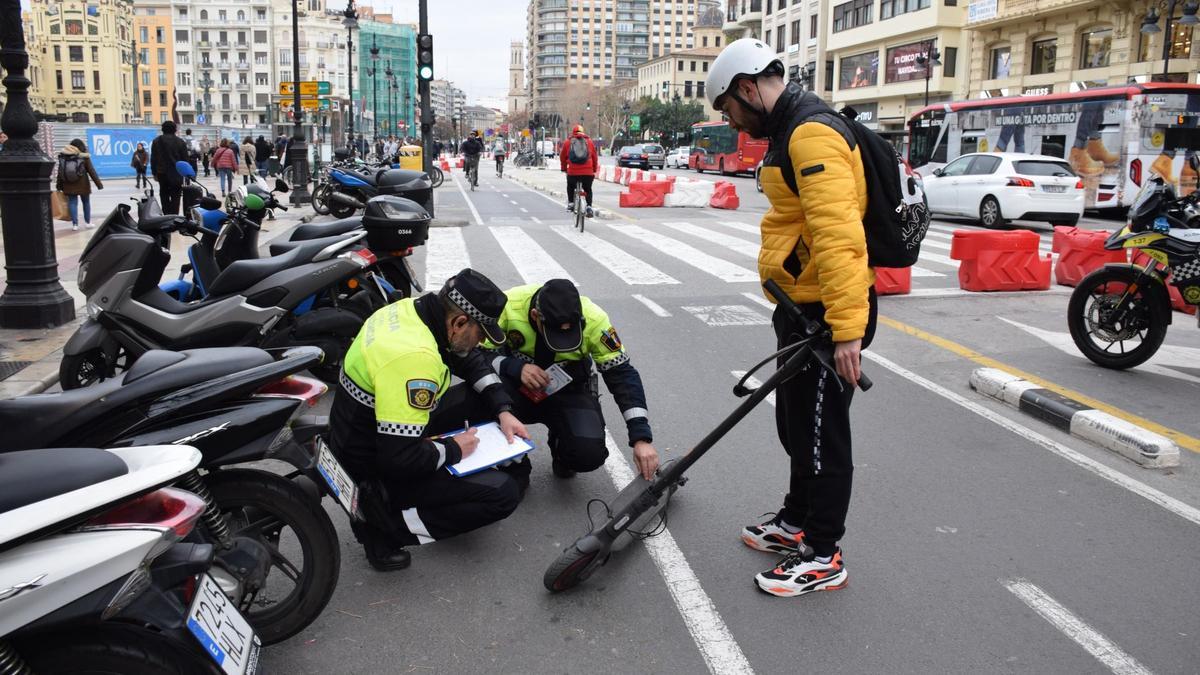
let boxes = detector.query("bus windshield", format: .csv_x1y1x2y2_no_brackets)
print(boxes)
908,111,946,167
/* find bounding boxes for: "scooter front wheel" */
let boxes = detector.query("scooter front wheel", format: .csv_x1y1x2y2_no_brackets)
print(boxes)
543,544,603,593
59,346,130,390
310,183,332,215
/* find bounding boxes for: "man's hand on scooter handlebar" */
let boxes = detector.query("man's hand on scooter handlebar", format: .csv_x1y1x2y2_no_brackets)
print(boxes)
762,279,873,391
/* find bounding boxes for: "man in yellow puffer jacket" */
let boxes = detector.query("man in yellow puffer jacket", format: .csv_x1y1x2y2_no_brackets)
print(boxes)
706,38,878,598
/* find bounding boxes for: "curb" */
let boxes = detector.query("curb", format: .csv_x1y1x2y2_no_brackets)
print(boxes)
507,172,616,220
969,367,1180,468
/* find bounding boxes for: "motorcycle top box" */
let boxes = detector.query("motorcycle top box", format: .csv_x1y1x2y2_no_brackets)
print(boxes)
362,196,431,250
374,168,432,207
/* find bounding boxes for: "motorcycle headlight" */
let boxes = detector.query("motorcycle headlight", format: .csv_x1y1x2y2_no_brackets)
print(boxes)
85,300,102,319
189,207,203,227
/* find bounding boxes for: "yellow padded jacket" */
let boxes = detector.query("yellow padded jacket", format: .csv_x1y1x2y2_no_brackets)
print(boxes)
757,85,874,342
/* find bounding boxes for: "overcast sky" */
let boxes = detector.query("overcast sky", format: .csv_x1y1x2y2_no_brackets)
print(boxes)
376,0,528,105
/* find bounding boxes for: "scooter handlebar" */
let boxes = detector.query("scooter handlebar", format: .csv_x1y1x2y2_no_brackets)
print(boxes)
762,279,873,391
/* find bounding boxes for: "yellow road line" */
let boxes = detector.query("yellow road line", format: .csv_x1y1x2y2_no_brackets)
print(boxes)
878,315,1200,454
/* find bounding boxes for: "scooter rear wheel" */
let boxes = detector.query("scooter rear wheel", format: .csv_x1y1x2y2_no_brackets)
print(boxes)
16,623,218,674
328,200,357,219
543,545,603,593
310,183,332,215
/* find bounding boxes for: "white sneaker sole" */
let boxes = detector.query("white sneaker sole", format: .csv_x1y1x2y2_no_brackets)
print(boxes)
755,568,847,598
740,531,801,555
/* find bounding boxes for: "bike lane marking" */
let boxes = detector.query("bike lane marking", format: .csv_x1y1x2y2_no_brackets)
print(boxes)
451,170,484,226
878,315,1200,455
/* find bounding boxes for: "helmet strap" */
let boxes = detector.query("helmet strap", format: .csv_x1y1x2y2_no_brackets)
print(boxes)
728,78,769,132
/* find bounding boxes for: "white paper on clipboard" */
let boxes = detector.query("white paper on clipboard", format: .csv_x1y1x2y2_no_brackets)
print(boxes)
445,422,535,477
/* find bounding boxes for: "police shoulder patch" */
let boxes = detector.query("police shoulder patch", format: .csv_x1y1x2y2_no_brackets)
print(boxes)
406,379,438,410
507,329,525,349
600,327,622,352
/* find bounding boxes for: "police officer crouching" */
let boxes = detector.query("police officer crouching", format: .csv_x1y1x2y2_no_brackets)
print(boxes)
328,269,532,571
486,280,660,481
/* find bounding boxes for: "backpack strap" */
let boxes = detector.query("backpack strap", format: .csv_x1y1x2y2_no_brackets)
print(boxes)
779,111,856,196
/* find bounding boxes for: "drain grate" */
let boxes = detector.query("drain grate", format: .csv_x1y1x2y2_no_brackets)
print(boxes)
0,361,33,381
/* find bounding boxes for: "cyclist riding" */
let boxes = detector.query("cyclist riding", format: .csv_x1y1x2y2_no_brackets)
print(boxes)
462,131,485,187
493,137,507,176
561,124,598,218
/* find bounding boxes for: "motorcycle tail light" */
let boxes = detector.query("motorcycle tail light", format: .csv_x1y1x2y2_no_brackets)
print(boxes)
1130,158,1142,186
84,487,207,539
256,375,328,408
1006,177,1035,187
344,248,377,267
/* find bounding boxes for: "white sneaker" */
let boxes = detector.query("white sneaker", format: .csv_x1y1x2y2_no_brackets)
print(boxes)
755,548,847,598
71,224,79,231
84,222,94,229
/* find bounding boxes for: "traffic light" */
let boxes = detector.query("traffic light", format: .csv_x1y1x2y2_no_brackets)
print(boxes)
417,33,434,82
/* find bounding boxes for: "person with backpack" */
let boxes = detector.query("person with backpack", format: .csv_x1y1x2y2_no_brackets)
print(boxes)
150,120,191,214
130,142,149,190
255,135,272,178
560,124,598,217
211,138,239,197
199,136,213,177
239,137,257,185
56,138,103,231
183,128,200,171
460,131,484,187
705,38,887,599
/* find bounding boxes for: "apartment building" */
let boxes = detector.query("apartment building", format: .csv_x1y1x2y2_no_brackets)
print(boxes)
134,0,175,125
17,10,49,115
526,0,703,122
634,8,724,121
963,0,1200,98
430,79,466,129
358,18,417,138
826,0,966,143
28,0,136,124
724,0,764,40
763,0,833,99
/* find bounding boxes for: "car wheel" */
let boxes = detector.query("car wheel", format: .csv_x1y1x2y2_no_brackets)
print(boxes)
979,196,1005,228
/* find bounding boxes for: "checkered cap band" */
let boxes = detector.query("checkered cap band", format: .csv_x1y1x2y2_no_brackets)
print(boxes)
448,287,498,327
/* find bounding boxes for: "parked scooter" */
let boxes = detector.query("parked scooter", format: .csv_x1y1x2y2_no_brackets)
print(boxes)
0,444,255,674
60,182,388,388
8,346,341,644
320,150,434,219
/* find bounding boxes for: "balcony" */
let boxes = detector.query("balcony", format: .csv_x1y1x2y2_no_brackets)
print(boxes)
965,0,1097,29
236,62,250,70
539,32,568,44
197,40,211,48
738,1,763,28
538,0,568,13
217,61,231,69
216,41,230,49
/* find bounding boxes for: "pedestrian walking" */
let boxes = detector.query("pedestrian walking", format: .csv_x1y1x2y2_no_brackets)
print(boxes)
150,120,191,214
56,138,103,231
200,136,213,177
183,128,200,172
211,139,238,197
255,135,272,178
239,137,257,185
130,142,149,189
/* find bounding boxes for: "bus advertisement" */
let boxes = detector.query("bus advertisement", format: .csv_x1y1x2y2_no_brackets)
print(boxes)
689,121,769,176
907,83,1200,209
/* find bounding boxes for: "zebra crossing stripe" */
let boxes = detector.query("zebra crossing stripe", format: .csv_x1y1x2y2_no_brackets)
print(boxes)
682,305,771,326
550,225,679,285
610,225,760,283
489,226,576,285
713,220,760,235
423,228,471,292
730,370,775,407
661,222,760,259
632,294,672,317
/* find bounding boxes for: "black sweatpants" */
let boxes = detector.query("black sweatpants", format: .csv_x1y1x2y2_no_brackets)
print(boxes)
500,374,608,473
774,290,877,558
381,383,528,547
566,175,594,207
159,182,182,215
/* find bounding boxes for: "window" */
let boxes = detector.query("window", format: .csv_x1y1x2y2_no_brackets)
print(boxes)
176,29,188,42
825,59,834,90
811,14,818,38
690,60,697,71
967,155,1001,175
72,112,89,123
91,46,98,62
1030,38,1056,74
881,0,930,19
684,80,693,97
677,60,683,71
178,8,187,19
777,26,785,52
200,9,207,20
71,70,85,90
142,71,149,86
156,27,164,43
989,46,1011,78
140,26,149,43
160,91,168,107
53,45,60,61
703,61,709,72
833,0,873,32
1079,28,1112,69
143,91,152,106
1168,23,1194,59
944,46,957,77
55,70,63,89
178,72,191,86
157,48,166,64
765,29,772,46
140,48,149,65
177,52,189,65
697,81,705,99
159,69,167,85
218,10,226,21
69,46,83,62
940,155,973,176
792,20,801,44
254,30,266,43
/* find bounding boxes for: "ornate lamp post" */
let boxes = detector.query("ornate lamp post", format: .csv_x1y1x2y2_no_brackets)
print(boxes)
369,35,380,141
0,0,74,327
1141,0,1200,81
385,60,394,138
289,0,309,205
132,37,139,122
343,0,357,152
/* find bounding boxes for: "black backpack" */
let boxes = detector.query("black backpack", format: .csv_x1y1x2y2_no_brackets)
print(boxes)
568,136,590,165
780,110,929,268
60,155,84,183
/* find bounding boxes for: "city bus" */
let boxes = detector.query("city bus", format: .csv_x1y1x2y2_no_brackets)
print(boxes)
907,83,1200,209
689,121,769,176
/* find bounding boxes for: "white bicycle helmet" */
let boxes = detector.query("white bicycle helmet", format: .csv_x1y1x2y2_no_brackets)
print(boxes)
705,38,783,109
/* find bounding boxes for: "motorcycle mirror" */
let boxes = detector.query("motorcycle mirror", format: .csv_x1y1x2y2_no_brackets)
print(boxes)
199,196,223,210
274,178,290,193
175,160,197,179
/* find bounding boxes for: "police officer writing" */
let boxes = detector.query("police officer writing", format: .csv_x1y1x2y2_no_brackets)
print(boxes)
328,269,532,571
485,280,660,481
707,39,877,598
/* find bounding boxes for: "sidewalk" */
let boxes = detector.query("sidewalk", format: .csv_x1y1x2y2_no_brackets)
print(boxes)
0,180,319,398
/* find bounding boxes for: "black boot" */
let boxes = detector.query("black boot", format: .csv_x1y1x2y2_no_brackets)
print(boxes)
364,538,411,572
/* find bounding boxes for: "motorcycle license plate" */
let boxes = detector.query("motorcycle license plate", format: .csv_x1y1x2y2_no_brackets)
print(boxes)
187,573,261,675
316,437,361,519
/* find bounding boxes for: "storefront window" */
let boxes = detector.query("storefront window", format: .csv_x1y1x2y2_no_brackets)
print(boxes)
1169,23,1194,59
1079,28,1112,69
989,46,1011,79
1030,38,1056,74
839,51,879,89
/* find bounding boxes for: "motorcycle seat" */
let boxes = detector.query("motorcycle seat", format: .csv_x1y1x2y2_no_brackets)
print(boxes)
348,170,378,185
289,216,362,242
269,231,360,257
206,246,306,296
0,348,274,452
0,448,128,515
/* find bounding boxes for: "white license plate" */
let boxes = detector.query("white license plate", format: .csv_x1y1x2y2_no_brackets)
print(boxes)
187,573,261,675
1043,185,1067,193
316,437,361,519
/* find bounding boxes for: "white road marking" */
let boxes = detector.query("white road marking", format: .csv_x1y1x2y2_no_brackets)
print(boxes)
489,226,575,284
909,266,946,277
549,225,679,285
890,287,1071,299
423,228,471,292
740,291,774,310
1003,579,1151,675
602,432,755,675
451,171,485,226
610,225,759,283
531,216,543,224
511,179,572,209
730,371,775,406
632,293,672,317
863,350,1200,527
713,220,760,235
501,194,509,198
682,305,771,326
661,222,760,258
520,207,528,213
510,200,519,205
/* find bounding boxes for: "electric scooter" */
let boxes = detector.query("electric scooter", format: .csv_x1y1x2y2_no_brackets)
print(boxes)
543,280,873,592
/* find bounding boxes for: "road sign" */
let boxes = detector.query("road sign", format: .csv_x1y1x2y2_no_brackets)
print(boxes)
629,114,641,132
279,81,332,96
280,98,332,111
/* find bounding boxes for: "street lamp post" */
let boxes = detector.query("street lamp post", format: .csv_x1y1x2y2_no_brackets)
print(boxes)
385,60,394,140
132,37,139,122
289,0,309,205
1141,0,1200,80
343,0,356,153
0,0,74,327
369,36,379,142
915,40,942,107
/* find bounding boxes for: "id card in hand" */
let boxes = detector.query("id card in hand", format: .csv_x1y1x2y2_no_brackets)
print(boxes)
519,363,574,403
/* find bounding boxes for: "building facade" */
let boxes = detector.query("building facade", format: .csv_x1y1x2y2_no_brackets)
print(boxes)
28,0,137,124
762,0,834,98
962,0,1200,99
826,0,966,145
724,0,764,40
508,40,529,115
358,18,416,139
134,0,175,125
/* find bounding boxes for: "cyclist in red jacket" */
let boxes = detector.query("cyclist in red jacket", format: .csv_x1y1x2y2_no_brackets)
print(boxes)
560,124,599,218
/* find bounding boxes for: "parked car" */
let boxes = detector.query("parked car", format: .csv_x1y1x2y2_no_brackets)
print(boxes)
617,145,650,169
666,146,691,169
641,144,665,169
921,152,1084,228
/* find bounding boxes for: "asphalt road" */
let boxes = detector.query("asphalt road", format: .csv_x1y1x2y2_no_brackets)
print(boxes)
262,167,1200,674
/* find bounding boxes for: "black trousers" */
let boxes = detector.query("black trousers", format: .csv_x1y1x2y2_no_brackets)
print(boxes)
159,182,182,215
500,374,608,473
774,290,877,557
381,383,527,547
566,175,594,207
134,169,148,188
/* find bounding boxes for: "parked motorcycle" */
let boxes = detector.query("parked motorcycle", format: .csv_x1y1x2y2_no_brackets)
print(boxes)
0,444,250,674
7,346,341,645
1068,177,1200,369
322,155,433,219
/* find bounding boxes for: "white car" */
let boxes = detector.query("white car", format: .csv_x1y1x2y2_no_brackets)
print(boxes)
921,152,1084,228
666,146,691,169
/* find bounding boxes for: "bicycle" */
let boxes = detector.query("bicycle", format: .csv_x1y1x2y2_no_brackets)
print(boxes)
467,158,479,191
573,182,586,233
428,165,444,188
496,155,505,178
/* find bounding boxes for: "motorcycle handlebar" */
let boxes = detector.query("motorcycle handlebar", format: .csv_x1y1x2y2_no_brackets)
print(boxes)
762,279,873,391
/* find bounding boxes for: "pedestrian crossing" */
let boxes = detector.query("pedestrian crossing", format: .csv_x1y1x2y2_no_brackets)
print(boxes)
414,218,1064,302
